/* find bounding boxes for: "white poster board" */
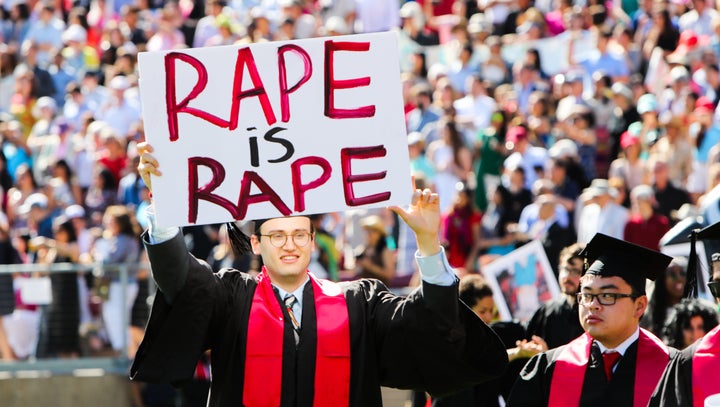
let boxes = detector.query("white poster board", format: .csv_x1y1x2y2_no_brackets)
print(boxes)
481,240,560,322
138,32,411,227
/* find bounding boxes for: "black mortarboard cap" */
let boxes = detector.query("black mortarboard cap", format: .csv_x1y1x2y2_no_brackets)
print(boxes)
253,218,270,236
685,221,720,298
579,233,672,294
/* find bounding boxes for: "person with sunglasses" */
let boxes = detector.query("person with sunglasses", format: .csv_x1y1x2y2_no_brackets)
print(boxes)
508,233,674,406
129,143,509,407
650,221,720,407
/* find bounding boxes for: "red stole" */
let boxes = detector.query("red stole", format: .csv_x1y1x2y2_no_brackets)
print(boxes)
548,329,669,407
243,268,351,407
692,325,720,407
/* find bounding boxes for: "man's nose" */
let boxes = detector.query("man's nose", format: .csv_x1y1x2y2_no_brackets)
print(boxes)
282,235,297,249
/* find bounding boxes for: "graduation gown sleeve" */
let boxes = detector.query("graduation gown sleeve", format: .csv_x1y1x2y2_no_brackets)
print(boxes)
649,342,695,407
129,231,254,385
342,278,509,397
505,348,558,406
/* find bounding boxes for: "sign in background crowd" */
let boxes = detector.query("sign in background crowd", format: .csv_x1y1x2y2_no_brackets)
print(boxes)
0,0,720,405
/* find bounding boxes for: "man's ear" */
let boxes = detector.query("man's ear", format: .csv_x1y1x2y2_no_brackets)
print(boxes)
250,235,261,255
634,295,648,319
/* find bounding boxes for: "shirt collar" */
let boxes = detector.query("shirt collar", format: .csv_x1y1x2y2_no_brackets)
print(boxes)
596,326,640,356
273,276,309,306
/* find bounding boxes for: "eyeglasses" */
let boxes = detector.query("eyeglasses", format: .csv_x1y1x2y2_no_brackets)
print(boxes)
259,231,312,248
577,292,638,306
708,281,720,299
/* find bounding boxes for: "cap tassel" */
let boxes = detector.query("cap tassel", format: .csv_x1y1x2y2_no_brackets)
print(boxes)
226,222,253,258
684,229,699,298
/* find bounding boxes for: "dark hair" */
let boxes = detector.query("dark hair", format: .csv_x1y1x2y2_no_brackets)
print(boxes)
14,164,38,189
656,7,673,31
526,48,543,73
53,159,74,181
663,298,719,348
53,216,77,243
105,205,140,237
462,43,474,56
459,274,494,308
512,166,526,179
440,117,467,168
643,257,687,336
559,243,584,266
412,51,428,78
14,2,30,20
590,5,607,26
551,157,570,171
574,108,596,128
0,149,12,193
0,51,18,77
68,6,89,30
98,167,117,191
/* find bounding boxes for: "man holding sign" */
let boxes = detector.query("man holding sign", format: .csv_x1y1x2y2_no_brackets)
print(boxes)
130,143,508,406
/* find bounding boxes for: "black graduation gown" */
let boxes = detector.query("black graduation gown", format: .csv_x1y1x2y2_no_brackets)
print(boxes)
524,297,584,349
431,321,527,407
507,340,646,407
648,341,696,407
130,232,509,407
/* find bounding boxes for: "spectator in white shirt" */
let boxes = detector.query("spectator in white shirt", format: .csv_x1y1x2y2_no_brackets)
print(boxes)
576,179,630,243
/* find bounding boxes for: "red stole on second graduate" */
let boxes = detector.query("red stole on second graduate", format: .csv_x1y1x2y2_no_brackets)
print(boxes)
548,329,669,407
243,267,351,407
692,325,720,407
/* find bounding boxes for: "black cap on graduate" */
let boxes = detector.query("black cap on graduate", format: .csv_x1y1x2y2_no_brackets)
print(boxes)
253,219,270,236
684,220,720,298
579,233,672,295
225,218,286,257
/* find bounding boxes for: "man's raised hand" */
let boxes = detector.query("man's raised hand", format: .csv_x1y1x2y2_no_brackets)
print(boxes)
137,142,161,193
390,187,441,256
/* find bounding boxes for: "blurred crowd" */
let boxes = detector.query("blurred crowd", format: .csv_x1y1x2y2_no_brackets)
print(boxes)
0,0,718,404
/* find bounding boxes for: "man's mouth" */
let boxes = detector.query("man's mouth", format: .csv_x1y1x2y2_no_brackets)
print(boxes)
280,255,299,263
585,314,603,324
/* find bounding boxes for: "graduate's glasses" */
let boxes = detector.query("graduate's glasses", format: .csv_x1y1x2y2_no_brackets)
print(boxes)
708,281,720,299
576,292,638,306
260,231,312,248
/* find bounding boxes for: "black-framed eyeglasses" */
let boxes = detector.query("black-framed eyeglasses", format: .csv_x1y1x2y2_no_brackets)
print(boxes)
259,231,312,248
577,292,638,306
708,281,720,299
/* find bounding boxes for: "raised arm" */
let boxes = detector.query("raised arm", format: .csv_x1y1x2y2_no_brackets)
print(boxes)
137,142,187,303
363,188,510,395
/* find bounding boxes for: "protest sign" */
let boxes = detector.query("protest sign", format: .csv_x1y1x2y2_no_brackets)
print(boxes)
480,240,560,322
138,32,411,227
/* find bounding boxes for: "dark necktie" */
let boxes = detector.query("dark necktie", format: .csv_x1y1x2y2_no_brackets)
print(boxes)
602,351,621,381
284,294,300,345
